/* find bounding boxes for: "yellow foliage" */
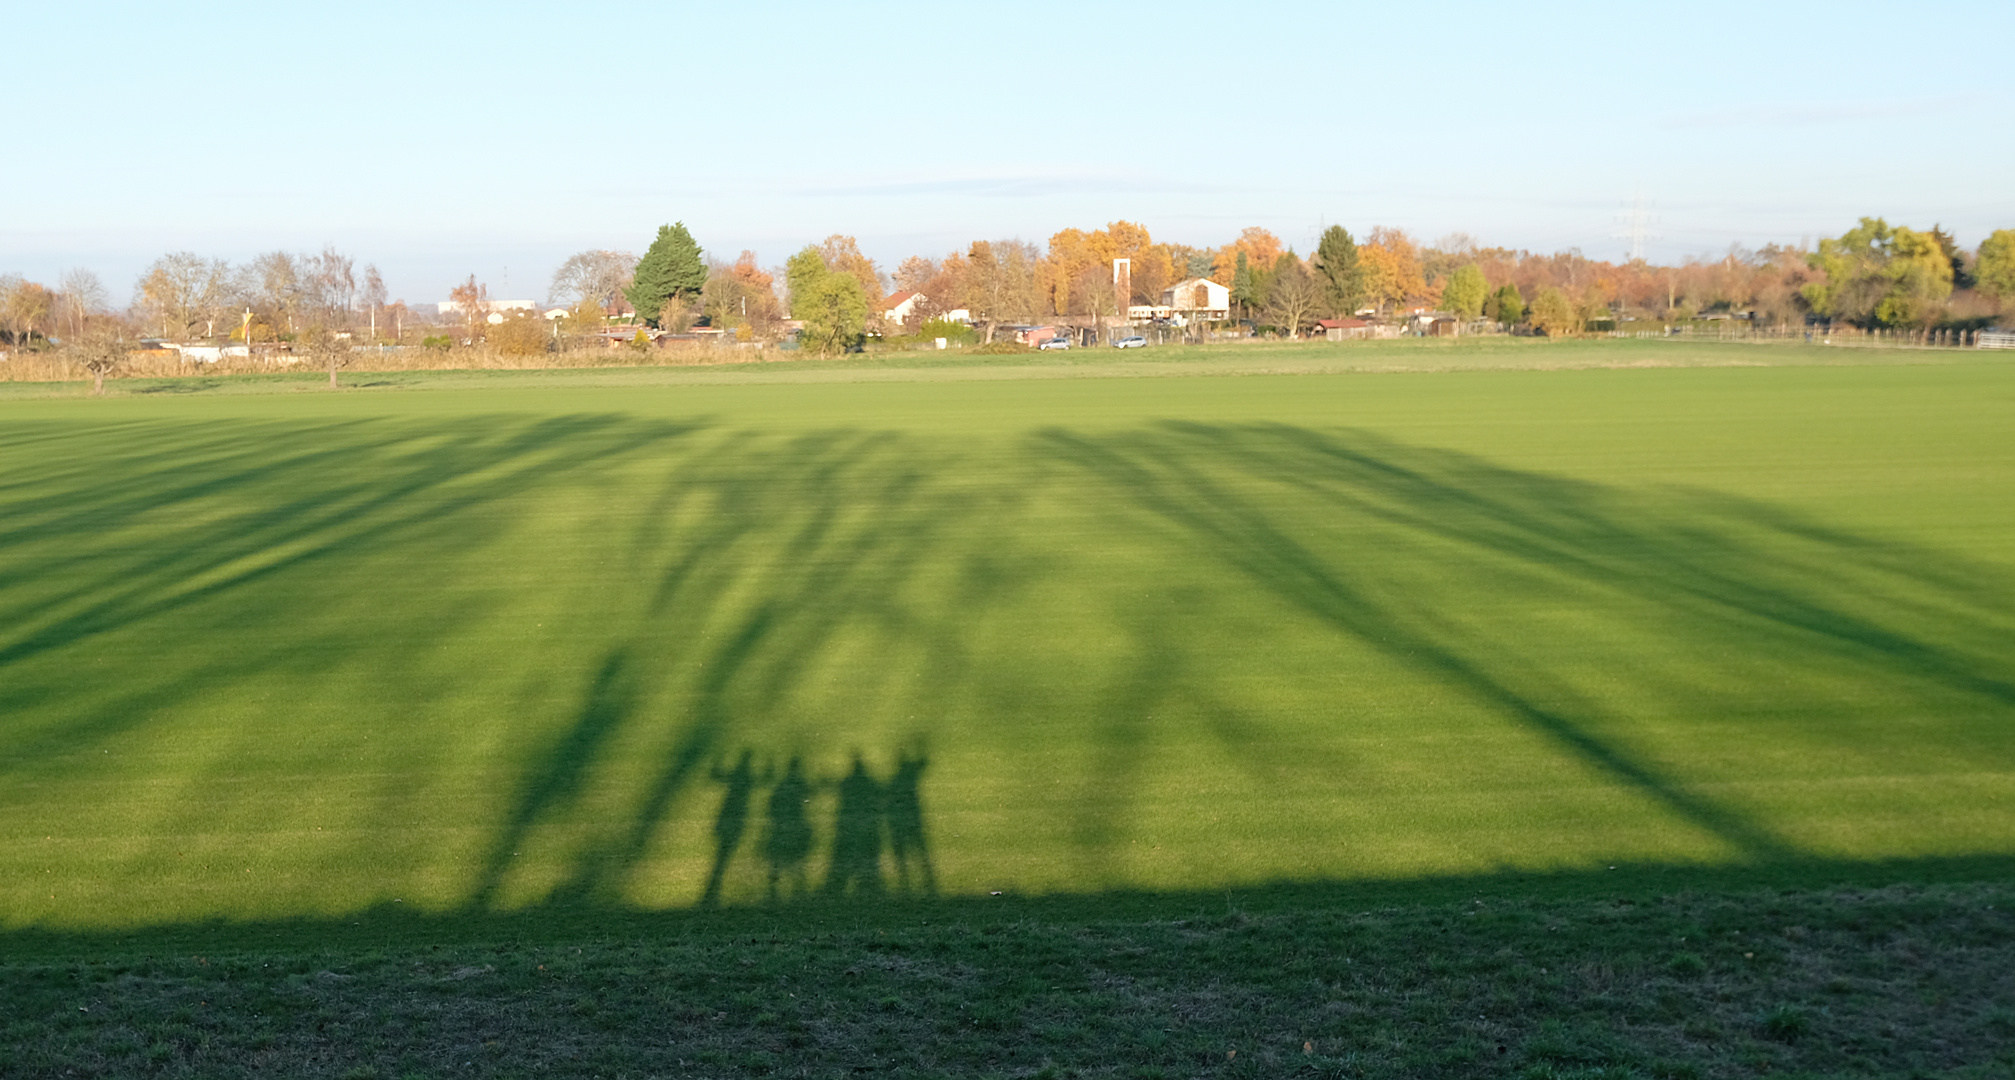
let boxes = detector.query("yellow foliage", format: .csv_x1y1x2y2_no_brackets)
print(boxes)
1040,221,1174,313
1210,228,1283,286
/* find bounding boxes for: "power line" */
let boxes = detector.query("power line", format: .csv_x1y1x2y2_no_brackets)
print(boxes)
1611,190,1660,262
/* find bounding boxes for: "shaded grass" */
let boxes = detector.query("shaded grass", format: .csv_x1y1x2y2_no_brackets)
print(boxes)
3,878,2010,1078
0,361,2011,936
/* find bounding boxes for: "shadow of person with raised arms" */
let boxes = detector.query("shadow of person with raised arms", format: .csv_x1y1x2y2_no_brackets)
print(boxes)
762,757,815,902
823,754,886,899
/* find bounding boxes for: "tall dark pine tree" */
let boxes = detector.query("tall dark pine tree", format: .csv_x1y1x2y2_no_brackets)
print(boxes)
1314,225,1365,317
626,222,707,326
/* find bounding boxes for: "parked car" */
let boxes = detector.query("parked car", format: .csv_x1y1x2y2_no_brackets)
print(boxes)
1038,336,1071,350
1112,335,1146,349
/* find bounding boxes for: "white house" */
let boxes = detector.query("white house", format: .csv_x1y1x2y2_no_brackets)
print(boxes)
436,298,539,317
1160,277,1231,320
879,291,971,327
881,291,926,327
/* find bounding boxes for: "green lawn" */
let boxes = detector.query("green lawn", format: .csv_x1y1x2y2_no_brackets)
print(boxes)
2,341,2012,934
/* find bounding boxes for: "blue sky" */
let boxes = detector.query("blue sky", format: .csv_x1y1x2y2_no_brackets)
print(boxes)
5,0,2010,304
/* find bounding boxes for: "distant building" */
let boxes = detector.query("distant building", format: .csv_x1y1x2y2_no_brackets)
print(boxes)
1403,310,1459,335
436,299,539,317
879,292,969,326
1314,318,1371,341
1159,278,1230,320
1004,325,1058,345
881,291,925,327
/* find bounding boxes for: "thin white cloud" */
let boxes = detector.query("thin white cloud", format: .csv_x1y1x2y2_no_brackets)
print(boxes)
1661,93,1988,129
793,173,1237,199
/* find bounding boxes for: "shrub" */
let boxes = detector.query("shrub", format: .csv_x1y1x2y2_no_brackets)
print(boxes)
420,335,452,351
487,314,550,357
972,341,1031,355
918,317,975,345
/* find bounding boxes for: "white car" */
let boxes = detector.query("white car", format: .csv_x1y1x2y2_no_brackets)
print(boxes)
1038,337,1071,350
1113,335,1146,349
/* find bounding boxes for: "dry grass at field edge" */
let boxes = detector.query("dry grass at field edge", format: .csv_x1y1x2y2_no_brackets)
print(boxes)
0,336,1990,399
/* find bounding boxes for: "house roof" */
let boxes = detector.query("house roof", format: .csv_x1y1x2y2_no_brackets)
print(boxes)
881,290,921,310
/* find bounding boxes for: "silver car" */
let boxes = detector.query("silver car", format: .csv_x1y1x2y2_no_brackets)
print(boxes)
1113,335,1146,349
1038,337,1071,350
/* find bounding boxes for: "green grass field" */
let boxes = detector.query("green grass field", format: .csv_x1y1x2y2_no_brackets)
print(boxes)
3,338,2011,934
5,338,2015,1076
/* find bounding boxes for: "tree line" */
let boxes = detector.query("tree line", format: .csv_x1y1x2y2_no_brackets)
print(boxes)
555,218,2015,353
6,218,2012,371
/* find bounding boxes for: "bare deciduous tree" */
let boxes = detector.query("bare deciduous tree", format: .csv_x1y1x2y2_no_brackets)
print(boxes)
238,251,305,338
305,246,355,329
548,250,637,313
58,268,107,338
71,328,131,395
362,264,388,340
1264,257,1324,339
134,252,230,338
303,326,354,388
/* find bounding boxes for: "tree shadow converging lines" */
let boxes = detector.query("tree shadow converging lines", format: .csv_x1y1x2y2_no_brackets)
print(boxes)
0,413,710,775
468,647,643,910
467,427,987,910
1033,422,2015,865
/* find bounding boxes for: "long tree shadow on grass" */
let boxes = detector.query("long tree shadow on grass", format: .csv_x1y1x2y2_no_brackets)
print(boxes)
464,429,1004,909
458,419,2015,911
0,413,708,777
1034,422,2015,865
3,412,2012,931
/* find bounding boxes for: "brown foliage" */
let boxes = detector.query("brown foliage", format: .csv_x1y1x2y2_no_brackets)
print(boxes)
816,236,884,303
486,313,550,357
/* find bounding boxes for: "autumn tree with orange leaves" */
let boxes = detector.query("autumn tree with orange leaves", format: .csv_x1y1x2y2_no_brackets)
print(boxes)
1039,221,1179,314
1210,228,1282,287
1358,228,1431,313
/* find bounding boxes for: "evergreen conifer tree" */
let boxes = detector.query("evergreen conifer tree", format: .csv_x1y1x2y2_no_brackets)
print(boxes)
625,222,707,327
1313,225,1365,316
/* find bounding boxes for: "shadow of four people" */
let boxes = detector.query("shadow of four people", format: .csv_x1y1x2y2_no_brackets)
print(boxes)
701,749,935,906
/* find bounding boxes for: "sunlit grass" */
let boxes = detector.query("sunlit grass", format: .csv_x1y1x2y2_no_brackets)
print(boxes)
0,356,2011,931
